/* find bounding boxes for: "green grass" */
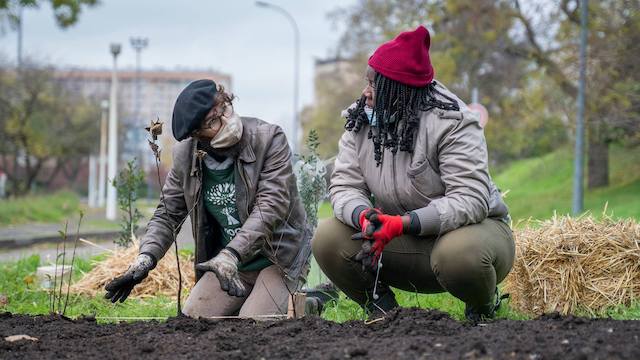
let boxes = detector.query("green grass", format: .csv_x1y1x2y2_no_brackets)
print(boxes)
317,201,333,220
320,287,640,322
0,255,178,322
0,191,80,226
2,251,638,323
493,144,640,223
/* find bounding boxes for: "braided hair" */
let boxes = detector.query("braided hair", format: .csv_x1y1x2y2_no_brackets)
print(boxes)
345,73,460,166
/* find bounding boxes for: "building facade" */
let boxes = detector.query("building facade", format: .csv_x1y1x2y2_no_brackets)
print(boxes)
55,68,232,165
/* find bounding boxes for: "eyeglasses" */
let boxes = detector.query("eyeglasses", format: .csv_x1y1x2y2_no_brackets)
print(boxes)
190,103,233,138
191,114,223,138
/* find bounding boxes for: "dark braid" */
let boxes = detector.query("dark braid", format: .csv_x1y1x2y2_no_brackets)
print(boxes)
344,95,368,133
345,73,460,166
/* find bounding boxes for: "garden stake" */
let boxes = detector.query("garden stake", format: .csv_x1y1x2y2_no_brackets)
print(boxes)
146,118,183,315
63,211,84,316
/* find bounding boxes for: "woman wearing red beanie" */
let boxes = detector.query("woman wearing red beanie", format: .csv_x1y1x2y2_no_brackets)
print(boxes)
312,26,514,321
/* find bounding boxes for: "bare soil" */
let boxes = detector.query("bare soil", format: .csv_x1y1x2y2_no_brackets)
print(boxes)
1,309,639,359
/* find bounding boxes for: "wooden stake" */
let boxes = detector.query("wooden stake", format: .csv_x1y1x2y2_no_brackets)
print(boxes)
287,292,306,319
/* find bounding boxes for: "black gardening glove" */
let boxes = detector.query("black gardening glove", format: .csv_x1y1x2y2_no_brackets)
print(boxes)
195,248,248,297
104,253,155,303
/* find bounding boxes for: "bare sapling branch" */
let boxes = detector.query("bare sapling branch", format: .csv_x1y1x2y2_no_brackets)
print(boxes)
57,222,68,313
145,117,183,316
63,211,84,316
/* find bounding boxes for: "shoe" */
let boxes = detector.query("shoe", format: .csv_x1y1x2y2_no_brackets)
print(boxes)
464,287,509,322
301,282,340,316
301,281,340,304
304,296,323,316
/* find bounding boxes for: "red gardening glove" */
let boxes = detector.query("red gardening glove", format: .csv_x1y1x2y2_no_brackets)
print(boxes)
368,212,404,264
358,208,381,236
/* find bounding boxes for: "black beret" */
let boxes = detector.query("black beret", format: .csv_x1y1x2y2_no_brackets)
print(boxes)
172,79,217,141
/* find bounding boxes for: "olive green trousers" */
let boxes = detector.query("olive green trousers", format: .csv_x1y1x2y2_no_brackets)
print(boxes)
312,217,515,308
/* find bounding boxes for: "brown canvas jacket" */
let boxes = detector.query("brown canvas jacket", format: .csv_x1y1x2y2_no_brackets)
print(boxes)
139,117,311,282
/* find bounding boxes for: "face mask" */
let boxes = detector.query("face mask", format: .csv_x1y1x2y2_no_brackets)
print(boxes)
364,105,377,126
210,111,243,149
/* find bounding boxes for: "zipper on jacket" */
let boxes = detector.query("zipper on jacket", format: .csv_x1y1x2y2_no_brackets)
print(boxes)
236,161,250,221
392,154,408,213
192,156,203,244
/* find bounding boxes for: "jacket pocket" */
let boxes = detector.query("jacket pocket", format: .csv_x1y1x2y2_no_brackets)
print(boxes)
407,159,445,199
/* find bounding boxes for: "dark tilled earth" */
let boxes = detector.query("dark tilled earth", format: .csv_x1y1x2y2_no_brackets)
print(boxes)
1,309,639,359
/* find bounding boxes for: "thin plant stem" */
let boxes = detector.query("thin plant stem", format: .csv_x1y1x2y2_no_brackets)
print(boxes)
63,211,84,316
52,242,59,313
128,187,134,240
57,221,69,314
52,223,65,314
154,155,182,315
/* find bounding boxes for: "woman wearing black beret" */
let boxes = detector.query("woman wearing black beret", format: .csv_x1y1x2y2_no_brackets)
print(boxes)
105,79,312,318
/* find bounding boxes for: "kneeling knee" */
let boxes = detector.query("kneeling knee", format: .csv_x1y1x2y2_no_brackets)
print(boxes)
312,219,340,263
431,244,490,278
312,217,356,266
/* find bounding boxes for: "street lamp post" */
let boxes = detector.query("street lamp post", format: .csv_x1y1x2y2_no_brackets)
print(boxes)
130,37,148,128
130,37,150,197
106,43,121,220
255,1,300,154
98,99,109,207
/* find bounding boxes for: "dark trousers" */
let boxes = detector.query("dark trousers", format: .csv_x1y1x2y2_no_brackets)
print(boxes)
312,217,515,308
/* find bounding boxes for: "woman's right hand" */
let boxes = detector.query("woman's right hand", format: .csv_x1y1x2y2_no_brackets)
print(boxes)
104,253,155,303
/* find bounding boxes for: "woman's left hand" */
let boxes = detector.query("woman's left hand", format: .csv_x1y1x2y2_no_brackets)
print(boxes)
351,211,404,271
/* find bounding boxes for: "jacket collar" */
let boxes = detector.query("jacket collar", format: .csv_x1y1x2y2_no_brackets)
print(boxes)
237,137,255,163
236,117,256,163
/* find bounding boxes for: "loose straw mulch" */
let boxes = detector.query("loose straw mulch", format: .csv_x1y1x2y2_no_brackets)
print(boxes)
71,238,195,300
504,212,640,316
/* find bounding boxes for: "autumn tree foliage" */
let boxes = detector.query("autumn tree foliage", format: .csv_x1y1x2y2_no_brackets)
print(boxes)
0,61,100,196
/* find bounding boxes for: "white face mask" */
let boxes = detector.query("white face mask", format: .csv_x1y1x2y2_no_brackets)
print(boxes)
209,111,243,149
364,105,378,126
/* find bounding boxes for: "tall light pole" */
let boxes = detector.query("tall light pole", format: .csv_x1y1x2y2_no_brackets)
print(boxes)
130,37,148,128
98,99,109,207
88,155,97,207
572,0,588,215
130,37,150,197
106,43,121,220
256,1,300,154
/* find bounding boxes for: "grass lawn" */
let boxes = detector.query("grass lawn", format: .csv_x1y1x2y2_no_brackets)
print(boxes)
493,145,640,223
2,254,637,323
0,191,80,226
0,254,528,322
0,255,178,322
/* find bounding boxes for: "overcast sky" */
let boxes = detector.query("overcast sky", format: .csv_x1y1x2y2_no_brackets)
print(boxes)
0,0,358,136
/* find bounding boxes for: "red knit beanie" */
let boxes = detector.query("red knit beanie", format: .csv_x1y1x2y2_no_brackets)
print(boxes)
368,25,434,87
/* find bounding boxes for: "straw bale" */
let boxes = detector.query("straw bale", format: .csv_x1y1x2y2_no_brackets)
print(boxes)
71,239,195,300
504,213,640,316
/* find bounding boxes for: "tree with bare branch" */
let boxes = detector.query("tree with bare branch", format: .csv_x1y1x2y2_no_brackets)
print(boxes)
0,61,99,196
